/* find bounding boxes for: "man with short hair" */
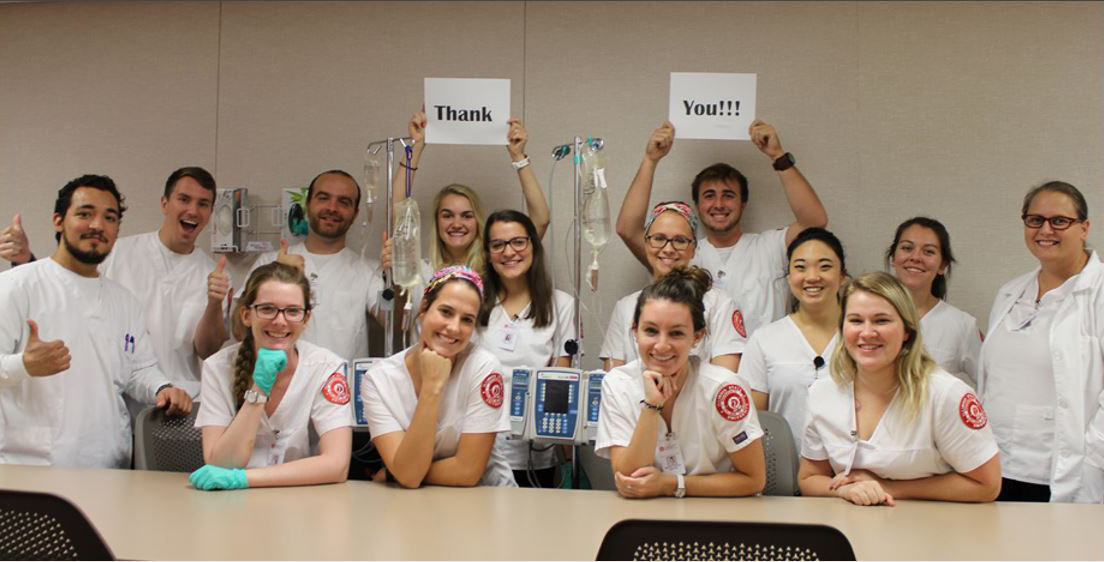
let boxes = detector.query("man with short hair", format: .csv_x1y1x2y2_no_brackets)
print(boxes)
615,119,828,338
0,174,192,468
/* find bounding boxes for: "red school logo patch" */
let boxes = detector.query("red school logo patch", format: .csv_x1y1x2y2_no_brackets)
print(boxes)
715,384,749,422
732,309,747,338
481,372,504,408
959,393,987,430
322,372,350,405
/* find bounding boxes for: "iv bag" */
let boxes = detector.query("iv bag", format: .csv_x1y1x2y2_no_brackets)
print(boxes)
363,150,382,208
392,198,422,288
581,143,610,252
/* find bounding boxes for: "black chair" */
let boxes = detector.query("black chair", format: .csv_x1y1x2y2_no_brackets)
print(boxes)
596,519,856,561
133,403,205,472
0,489,115,560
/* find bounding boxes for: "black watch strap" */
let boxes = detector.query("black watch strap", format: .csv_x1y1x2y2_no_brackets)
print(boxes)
772,152,796,171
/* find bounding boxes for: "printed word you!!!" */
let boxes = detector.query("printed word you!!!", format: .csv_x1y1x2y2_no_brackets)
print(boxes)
435,105,494,122
682,100,741,117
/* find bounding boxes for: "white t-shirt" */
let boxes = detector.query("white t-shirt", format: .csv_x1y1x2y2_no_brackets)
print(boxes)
363,346,516,486
920,300,982,389
595,359,764,476
0,259,170,468
476,290,576,470
103,231,218,398
801,369,999,480
600,288,746,364
247,243,383,362
195,341,353,467
738,315,837,448
691,228,788,338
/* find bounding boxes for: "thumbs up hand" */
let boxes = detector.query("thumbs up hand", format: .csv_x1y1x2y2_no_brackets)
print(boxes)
276,238,304,272
0,213,32,265
23,320,70,376
207,256,231,304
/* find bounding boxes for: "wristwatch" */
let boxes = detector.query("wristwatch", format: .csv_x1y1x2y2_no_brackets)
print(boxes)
511,156,531,171
674,472,686,498
244,389,268,405
772,152,796,171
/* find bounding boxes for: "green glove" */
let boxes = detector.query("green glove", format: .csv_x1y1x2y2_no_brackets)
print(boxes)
189,465,249,491
253,348,287,395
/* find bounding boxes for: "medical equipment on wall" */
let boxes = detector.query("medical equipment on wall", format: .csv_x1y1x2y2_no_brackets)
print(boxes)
580,138,611,292
508,367,607,445
212,188,248,253
351,357,380,427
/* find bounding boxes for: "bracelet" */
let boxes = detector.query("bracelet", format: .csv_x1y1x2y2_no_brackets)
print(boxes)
511,156,531,171
400,162,418,171
640,399,663,413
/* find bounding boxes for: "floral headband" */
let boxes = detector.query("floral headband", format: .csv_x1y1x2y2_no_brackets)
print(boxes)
643,201,700,239
424,265,484,299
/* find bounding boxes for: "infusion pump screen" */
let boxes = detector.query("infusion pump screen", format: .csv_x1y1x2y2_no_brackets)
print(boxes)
544,380,570,413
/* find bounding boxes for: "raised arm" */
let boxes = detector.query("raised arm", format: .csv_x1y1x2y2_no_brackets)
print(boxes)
748,120,828,246
616,121,675,269
507,118,551,239
194,256,230,359
0,213,35,267
392,108,427,206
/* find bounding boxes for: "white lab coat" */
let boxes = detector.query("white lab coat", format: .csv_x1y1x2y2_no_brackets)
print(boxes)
363,345,516,486
978,251,1104,503
691,228,789,338
0,259,170,468
195,341,353,467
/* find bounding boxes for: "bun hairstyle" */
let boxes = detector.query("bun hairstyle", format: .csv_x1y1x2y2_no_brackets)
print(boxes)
884,217,955,299
231,262,312,410
632,266,713,333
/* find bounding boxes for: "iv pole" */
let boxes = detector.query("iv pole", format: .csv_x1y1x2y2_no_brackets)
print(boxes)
365,136,413,356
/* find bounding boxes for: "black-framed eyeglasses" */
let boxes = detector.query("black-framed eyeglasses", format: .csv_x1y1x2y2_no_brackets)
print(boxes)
251,303,308,322
645,234,695,251
489,236,530,254
1022,214,1081,230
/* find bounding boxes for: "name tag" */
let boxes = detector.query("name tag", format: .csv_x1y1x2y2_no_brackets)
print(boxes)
498,321,519,352
656,432,686,474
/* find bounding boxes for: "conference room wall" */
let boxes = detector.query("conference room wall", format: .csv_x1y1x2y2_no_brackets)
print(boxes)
1,1,1100,369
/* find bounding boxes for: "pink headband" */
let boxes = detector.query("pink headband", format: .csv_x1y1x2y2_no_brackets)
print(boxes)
644,201,700,238
424,265,484,299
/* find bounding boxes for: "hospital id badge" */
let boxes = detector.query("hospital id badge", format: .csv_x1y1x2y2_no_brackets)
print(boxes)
498,322,519,352
268,433,288,466
656,433,686,474
713,269,727,290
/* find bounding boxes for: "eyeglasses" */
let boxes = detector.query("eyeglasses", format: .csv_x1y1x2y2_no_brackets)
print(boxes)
489,236,530,254
645,234,695,251
1022,214,1081,230
251,304,308,322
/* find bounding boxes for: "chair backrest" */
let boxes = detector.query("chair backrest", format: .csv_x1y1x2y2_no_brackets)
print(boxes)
0,489,115,560
134,403,205,472
757,410,798,496
596,519,855,561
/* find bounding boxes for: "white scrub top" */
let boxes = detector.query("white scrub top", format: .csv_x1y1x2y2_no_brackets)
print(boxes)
600,287,746,365
920,300,981,388
476,289,576,470
595,358,764,475
363,345,516,486
0,258,171,468
738,315,837,448
195,341,353,467
103,231,218,397
247,243,383,362
801,368,999,480
691,228,788,338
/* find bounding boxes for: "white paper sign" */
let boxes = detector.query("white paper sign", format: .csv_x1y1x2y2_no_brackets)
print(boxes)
669,72,756,140
425,77,510,145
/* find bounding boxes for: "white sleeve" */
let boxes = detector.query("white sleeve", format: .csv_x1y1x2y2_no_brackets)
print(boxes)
311,364,354,436
800,389,829,461
707,294,746,358
600,298,632,362
1087,306,1104,470
123,307,171,404
194,354,236,428
364,261,385,314
712,381,764,454
551,293,576,362
364,366,405,438
0,272,30,386
932,381,999,473
460,354,509,434
736,332,769,393
960,316,982,389
594,375,637,458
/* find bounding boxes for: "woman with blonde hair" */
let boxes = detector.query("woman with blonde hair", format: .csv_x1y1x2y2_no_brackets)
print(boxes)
190,262,352,490
798,271,1000,506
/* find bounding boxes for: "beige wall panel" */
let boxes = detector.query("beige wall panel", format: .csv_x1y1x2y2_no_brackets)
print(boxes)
0,2,219,260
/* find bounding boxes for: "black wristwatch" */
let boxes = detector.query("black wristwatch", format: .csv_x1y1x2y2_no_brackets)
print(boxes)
772,152,796,171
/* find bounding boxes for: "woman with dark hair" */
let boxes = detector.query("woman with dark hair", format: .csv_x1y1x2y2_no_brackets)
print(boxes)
190,262,352,490
364,266,516,488
979,181,1104,503
886,217,981,387
477,210,575,487
739,227,845,448
595,267,765,499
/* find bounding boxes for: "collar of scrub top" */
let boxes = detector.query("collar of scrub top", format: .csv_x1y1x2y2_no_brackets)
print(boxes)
424,265,484,299
643,201,700,239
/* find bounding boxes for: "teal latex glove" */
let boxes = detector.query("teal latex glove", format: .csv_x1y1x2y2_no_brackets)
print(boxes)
253,348,287,396
189,465,249,491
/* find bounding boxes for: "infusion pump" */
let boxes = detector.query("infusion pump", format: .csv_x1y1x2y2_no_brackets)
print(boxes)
509,367,606,445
